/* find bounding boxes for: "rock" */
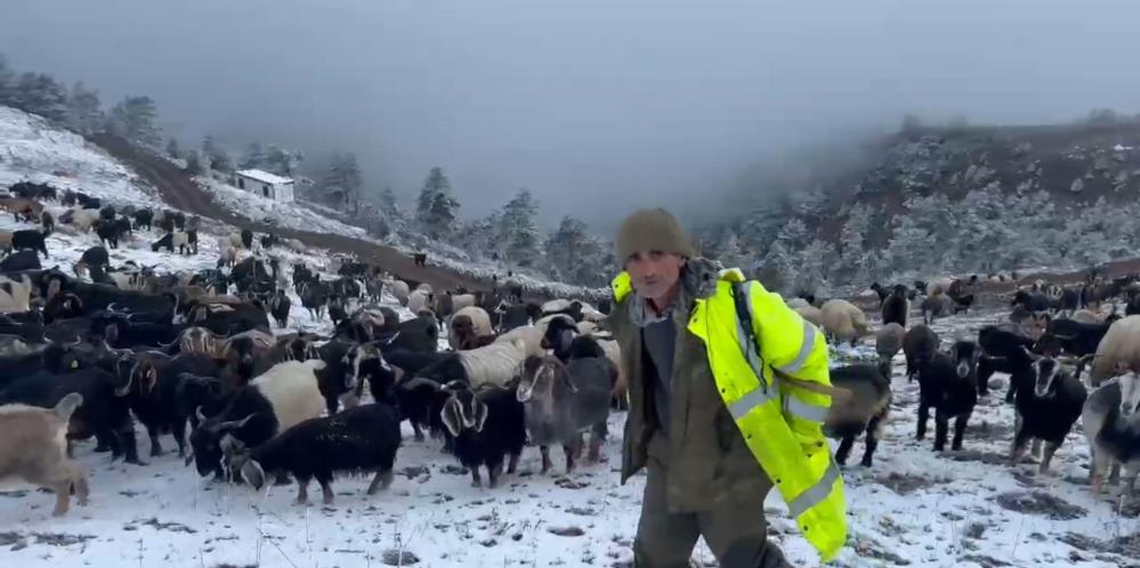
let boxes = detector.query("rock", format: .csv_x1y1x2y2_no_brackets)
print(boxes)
993,491,1086,520
381,549,420,566
1071,178,1085,193
548,526,586,537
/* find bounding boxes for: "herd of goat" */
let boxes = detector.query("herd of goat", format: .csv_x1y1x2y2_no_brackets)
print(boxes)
0,178,1137,525
785,273,1140,500
0,181,627,516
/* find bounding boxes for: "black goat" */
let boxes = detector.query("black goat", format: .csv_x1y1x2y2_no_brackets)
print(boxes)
440,382,526,487
916,341,980,452
902,324,939,382
1010,350,1087,473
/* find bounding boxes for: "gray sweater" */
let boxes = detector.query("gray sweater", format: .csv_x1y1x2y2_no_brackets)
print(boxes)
641,317,677,436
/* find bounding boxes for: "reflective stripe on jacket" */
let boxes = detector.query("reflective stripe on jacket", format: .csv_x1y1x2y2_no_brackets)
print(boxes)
612,267,848,562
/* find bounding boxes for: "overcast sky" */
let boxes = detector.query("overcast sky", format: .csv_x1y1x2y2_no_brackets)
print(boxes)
2,0,1138,232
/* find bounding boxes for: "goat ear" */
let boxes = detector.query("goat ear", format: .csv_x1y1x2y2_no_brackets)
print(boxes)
440,400,462,438
195,405,208,424
241,460,266,490
144,365,158,394
473,401,489,433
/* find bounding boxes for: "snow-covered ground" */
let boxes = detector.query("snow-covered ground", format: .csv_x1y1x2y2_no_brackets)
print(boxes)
0,290,1137,567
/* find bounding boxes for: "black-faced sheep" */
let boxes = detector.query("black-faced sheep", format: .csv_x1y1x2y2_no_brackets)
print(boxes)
188,360,326,478
1010,350,1087,473
915,341,980,452
226,402,401,504
449,305,494,350
825,363,892,467
0,393,89,516
441,382,527,488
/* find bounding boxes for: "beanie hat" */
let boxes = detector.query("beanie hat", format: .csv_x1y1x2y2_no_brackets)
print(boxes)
615,208,697,262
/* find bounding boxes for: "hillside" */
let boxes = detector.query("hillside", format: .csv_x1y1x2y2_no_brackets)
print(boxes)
703,118,1140,295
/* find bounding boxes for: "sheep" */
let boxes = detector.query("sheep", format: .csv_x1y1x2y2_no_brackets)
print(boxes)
228,232,244,249
1083,370,1140,495
902,324,939,382
440,382,527,488
921,291,951,324
69,208,101,232
915,341,980,452
387,279,410,305
226,402,401,504
881,284,909,328
408,289,432,314
1083,315,1140,388
495,314,573,358
1072,309,1103,324
417,338,529,389
820,299,869,346
793,304,824,327
449,305,495,350
188,360,327,478
1033,317,1111,359
0,393,89,516
0,274,33,314
875,322,905,371
825,362,892,467
1009,349,1087,473
516,354,614,474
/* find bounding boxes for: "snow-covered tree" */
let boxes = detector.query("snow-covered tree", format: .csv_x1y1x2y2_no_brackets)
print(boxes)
415,167,460,239
885,213,937,274
184,150,202,175
499,188,541,266
108,96,162,148
835,203,874,282
322,152,363,213
239,142,267,170
202,136,233,173
165,138,181,159
265,144,303,177
379,186,400,218
11,72,69,123
66,81,103,135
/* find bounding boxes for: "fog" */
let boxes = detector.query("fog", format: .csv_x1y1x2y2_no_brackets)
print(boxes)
2,0,1138,232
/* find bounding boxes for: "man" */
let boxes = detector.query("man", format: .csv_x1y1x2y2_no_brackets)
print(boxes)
608,208,847,567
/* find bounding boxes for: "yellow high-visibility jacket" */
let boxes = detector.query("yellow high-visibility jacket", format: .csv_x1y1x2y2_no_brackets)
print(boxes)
612,267,847,561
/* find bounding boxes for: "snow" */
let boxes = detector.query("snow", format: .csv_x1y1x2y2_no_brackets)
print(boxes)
1,299,1137,567
1114,144,1134,152
0,106,162,210
195,176,369,240
236,169,294,186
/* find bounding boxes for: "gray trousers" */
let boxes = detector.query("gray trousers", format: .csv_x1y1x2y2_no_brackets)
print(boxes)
634,458,793,568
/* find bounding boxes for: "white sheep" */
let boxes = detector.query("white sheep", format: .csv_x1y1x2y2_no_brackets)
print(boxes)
248,360,328,432
794,304,824,326
496,314,573,358
786,297,812,310
387,279,411,306
449,305,494,350
459,338,529,388
408,289,432,314
70,209,100,232
1071,309,1102,324
0,274,33,314
1086,315,1140,387
284,238,306,253
415,283,433,295
929,277,956,296
820,299,870,346
0,393,89,516
228,232,244,249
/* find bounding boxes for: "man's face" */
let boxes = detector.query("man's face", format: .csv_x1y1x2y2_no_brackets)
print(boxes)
626,251,686,300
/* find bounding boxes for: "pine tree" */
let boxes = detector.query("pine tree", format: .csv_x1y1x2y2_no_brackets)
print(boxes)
202,136,233,173
108,96,162,148
166,138,181,159
265,144,302,177
415,167,460,239
65,81,102,135
0,55,14,106
321,152,364,213
11,72,69,123
836,203,873,282
500,188,541,266
184,150,203,175
545,215,588,278
239,142,267,170
379,186,400,218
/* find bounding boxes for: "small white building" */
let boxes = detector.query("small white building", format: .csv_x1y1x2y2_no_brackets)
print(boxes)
234,169,295,203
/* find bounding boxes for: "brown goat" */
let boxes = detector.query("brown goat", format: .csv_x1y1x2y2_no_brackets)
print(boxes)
0,393,90,516
0,197,43,223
